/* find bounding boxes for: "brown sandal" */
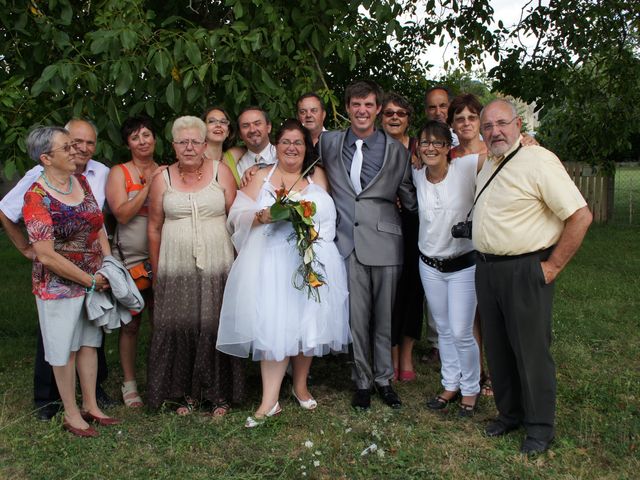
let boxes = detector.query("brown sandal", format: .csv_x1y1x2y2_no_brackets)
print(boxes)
205,401,231,417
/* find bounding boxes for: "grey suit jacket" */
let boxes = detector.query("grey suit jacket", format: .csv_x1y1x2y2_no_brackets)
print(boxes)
319,129,417,266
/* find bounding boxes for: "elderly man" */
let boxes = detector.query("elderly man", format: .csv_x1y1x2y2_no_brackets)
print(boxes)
296,92,327,146
235,106,276,176
0,119,113,420
319,80,416,410
473,99,592,455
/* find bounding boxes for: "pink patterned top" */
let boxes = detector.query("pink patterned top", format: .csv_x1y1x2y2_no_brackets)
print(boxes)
23,174,104,300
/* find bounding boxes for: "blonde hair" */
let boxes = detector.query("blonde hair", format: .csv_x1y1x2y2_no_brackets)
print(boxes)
171,116,206,141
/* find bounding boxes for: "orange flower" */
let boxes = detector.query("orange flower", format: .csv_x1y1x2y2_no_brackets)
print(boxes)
300,200,313,218
308,272,324,288
275,187,287,200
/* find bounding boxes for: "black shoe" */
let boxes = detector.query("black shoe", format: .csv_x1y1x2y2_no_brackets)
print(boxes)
376,385,402,409
521,436,553,455
458,398,478,418
485,419,520,437
34,403,62,421
96,386,117,409
426,391,459,411
351,389,371,410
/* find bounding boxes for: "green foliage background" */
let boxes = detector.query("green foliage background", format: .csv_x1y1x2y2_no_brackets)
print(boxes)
0,0,638,177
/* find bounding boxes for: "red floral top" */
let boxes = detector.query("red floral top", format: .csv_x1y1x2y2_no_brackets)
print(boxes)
23,174,104,300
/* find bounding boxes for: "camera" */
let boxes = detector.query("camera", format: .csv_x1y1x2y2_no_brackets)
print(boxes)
451,221,472,239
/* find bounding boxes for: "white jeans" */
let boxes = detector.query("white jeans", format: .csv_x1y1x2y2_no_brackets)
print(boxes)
419,262,480,396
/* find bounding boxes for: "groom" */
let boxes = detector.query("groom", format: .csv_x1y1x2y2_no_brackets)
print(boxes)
318,80,417,409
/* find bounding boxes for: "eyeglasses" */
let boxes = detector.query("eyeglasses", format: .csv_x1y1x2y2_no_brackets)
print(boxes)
279,139,304,147
173,139,206,148
207,118,230,126
419,140,449,148
45,142,77,155
481,117,518,132
453,114,479,124
382,110,409,118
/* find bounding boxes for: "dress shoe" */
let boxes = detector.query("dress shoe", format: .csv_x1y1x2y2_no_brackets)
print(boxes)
292,388,317,410
245,402,281,428
63,421,99,438
521,436,553,455
34,403,62,421
96,386,117,409
376,385,402,409
485,419,521,437
81,411,122,426
351,389,371,410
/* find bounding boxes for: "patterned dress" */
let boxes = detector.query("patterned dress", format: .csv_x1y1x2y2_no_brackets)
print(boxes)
146,164,245,409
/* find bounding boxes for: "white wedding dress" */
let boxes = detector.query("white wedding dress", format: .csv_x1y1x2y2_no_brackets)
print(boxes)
217,164,350,361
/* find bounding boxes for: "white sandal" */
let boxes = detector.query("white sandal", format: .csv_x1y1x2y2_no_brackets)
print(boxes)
121,380,144,408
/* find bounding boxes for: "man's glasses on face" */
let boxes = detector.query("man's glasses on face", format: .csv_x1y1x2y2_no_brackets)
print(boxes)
481,117,518,133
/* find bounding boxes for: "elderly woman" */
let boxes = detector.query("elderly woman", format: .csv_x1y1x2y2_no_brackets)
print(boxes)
414,120,482,416
202,106,246,187
106,116,165,408
379,92,423,382
146,115,244,415
22,126,117,437
217,119,350,428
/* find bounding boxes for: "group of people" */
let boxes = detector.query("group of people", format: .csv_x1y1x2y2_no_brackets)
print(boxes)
0,80,592,455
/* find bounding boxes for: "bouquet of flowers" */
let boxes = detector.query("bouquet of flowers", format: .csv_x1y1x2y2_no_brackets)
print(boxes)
269,185,326,302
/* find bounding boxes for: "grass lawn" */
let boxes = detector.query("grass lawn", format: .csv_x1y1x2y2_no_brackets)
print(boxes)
0,225,638,479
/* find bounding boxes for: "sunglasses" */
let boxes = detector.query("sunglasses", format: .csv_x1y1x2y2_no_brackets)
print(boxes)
382,110,409,118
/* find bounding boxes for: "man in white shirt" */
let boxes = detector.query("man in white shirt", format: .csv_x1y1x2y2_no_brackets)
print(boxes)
236,106,276,176
425,85,460,146
0,119,113,420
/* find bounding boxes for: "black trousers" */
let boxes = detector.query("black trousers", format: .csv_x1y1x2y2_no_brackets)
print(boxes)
475,249,556,441
34,325,109,407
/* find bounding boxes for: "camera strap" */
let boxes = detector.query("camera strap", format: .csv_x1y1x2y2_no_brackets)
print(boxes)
464,144,522,221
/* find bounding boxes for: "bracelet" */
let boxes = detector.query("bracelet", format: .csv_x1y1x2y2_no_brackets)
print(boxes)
85,274,96,293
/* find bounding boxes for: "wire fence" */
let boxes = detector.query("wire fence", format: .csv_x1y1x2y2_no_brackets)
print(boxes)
611,164,640,226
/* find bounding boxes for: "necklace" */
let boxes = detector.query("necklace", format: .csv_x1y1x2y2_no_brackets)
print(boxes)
178,159,204,183
276,166,304,191
131,161,147,185
41,173,73,195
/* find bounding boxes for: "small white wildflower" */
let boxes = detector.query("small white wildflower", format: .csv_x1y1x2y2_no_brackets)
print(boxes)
300,465,306,470
314,450,322,456
302,473,306,477
313,460,320,467
376,448,385,458
320,429,324,435
345,427,352,433
360,443,378,456
304,440,314,449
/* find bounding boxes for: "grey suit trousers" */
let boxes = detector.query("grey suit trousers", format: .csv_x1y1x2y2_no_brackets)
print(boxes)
346,252,401,389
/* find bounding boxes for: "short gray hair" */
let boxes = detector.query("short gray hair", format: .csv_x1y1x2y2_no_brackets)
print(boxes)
480,98,518,121
65,118,98,137
26,126,69,162
171,116,206,141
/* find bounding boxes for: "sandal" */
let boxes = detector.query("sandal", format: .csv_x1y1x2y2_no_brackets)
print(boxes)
426,391,460,411
459,397,478,418
206,401,231,417
121,380,144,408
176,396,197,416
480,375,494,397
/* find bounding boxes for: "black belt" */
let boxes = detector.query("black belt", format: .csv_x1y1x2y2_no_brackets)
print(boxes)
420,251,476,272
476,246,554,263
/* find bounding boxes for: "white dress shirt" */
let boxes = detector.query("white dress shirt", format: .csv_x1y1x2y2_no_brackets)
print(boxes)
236,144,277,177
0,159,110,222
